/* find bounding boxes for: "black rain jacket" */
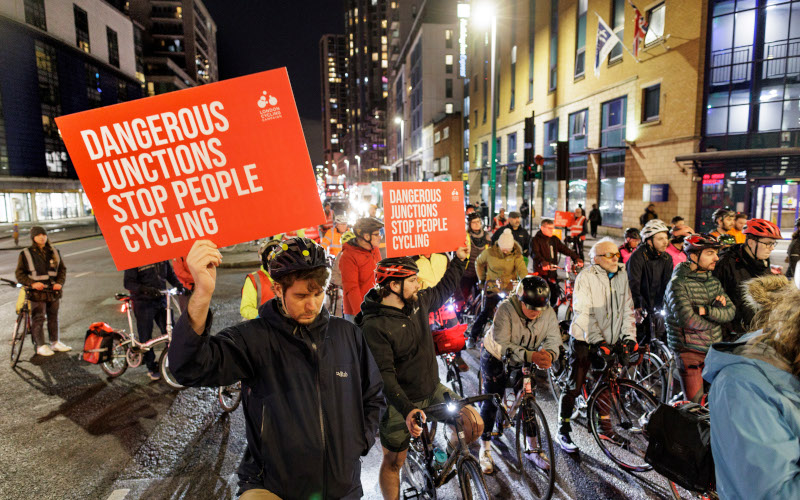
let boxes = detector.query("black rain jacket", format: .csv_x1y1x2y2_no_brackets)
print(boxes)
626,243,673,312
356,256,466,418
168,300,385,499
713,243,771,334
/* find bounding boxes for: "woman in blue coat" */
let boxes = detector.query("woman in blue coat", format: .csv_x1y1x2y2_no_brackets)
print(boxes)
703,283,800,500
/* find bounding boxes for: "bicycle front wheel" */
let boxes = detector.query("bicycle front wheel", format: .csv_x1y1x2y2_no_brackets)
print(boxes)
159,346,185,389
218,382,242,413
458,456,490,500
10,311,27,367
515,398,555,500
588,379,659,471
100,333,128,378
447,362,465,398
547,353,567,402
401,445,437,500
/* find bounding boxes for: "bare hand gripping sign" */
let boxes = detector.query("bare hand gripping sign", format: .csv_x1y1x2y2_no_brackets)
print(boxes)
383,181,467,257
55,68,324,270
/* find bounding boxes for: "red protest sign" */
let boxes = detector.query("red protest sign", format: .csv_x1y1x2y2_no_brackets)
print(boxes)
383,181,467,257
554,211,575,228
55,68,324,270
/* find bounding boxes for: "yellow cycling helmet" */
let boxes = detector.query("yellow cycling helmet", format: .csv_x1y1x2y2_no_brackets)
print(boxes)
341,230,356,244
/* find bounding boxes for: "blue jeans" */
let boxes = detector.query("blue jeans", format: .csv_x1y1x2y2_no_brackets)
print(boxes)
133,300,167,372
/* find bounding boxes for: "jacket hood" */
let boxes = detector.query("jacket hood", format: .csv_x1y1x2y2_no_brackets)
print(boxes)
743,274,790,313
586,262,625,276
704,332,800,394
355,288,408,326
258,298,330,342
344,239,373,253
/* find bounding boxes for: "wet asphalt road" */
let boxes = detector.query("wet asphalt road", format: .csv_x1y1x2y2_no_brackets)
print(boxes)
0,235,687,500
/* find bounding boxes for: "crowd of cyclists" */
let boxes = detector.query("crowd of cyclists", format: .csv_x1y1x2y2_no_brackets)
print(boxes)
15,197,800,499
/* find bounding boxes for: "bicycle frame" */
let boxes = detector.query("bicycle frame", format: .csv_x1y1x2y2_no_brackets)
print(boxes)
115,288,182,354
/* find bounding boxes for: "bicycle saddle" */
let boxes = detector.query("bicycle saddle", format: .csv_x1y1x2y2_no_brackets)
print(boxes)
115,293,131,301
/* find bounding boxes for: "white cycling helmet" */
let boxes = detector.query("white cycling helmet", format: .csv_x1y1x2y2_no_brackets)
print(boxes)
640,219,670,240
334,215,348,224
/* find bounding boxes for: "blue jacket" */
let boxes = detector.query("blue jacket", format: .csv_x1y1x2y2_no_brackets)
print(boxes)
168,300,385,499
703,333,800,500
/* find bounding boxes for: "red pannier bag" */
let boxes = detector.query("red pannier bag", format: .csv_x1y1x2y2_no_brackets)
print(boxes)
432,323,468,355
82,322,116,364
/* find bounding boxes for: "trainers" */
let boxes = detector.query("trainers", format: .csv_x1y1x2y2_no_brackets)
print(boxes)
557,432,579,453
147,371,162,381
454,354,469,372
36,344,54,357
50,341,72,352
479,449,495,474
525,451,551,471
466,338,478,350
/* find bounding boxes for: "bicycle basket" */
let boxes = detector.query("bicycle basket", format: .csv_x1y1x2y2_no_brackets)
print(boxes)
645,402,714,493
432,324,467,355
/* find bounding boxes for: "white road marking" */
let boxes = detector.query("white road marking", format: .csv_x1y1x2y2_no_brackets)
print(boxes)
106,489,130,500
63,246,106,258
72,271,92,278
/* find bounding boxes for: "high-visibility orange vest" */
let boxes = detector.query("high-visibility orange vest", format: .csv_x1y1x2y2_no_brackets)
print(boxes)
244,269,275,305
322,228,344,256
570,216,586,241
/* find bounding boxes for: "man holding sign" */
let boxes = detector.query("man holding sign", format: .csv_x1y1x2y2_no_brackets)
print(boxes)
356,249,484,500
168,238,385,499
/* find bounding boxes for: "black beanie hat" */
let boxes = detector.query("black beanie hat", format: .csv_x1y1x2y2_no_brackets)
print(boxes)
30,226,47,239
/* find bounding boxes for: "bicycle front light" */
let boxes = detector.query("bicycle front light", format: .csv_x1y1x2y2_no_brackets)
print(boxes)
446,402,457,414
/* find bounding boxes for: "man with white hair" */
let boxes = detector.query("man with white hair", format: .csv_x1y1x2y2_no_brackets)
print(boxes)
557,238,638,453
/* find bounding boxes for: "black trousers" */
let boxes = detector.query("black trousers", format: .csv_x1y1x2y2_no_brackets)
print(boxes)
470,292,502,341
479,348,536,441
558,338,592,434
30,299,60,347
590,222,599,238
133,300,168,371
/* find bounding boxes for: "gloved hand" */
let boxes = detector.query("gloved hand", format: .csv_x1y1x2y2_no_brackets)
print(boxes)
622,339,639,356
140,286,161,299
596,341,615,365
527,350,552,370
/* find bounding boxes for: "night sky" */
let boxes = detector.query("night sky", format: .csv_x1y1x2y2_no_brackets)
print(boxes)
202,0,345,164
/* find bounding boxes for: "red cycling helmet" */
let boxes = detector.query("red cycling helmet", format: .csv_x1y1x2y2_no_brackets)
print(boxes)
375,257,419,286
743,218,782,239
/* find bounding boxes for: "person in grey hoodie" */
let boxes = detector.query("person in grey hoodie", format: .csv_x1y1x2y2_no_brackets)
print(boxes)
703,280,800,500
478,276,561,473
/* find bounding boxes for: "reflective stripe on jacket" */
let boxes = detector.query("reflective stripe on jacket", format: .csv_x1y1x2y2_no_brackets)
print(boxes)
240,267,274,320
570,216,586,240
322,228,344,257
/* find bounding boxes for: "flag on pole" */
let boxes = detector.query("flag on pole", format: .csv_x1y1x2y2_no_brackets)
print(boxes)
594,13,624,76
630,1,649,58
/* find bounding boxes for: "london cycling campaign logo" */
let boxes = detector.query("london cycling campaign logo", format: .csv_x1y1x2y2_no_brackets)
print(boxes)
257,91,282,122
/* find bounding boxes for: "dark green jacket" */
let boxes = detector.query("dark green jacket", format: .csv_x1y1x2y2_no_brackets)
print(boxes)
665,261,736,353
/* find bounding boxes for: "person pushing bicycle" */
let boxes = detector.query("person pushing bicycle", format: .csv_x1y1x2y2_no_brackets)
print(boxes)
14,226,69,356
557,238,638,453
479,276,561,473
168,237,385,499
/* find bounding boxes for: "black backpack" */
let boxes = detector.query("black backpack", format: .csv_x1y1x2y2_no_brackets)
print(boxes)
645,402,715,493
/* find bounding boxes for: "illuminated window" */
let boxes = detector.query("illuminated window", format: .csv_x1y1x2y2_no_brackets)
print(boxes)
74,5,90,53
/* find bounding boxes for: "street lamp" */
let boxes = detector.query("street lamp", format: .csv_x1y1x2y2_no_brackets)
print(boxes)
354,154,361,183
473,3,497,221
394,116,405,182
344,158,350,184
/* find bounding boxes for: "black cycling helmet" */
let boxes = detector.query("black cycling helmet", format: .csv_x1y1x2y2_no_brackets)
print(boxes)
683,233,722,256
712,208,733,224
353,217,384,237
267,237,330,279
516,276,550,311
624,227,641,240
374,257,419,286
467,212,482,224
258,239,282,269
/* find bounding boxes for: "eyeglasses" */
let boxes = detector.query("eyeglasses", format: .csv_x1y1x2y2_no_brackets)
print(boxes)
757,239,777,248
598,252,621,259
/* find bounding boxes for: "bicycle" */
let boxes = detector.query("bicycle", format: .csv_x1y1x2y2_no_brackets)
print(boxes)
626,311,682,404
325,284,342,317
549,342,659,471
3,278,57,367
465,279,520,345
401,393,493,499
479,349,556,499
98,287,185,389
431,298,468,397
217,381,242,412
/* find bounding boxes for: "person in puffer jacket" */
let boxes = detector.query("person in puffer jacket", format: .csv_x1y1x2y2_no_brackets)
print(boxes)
557,238,637,454
703,281,800,500
665,234,735,403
